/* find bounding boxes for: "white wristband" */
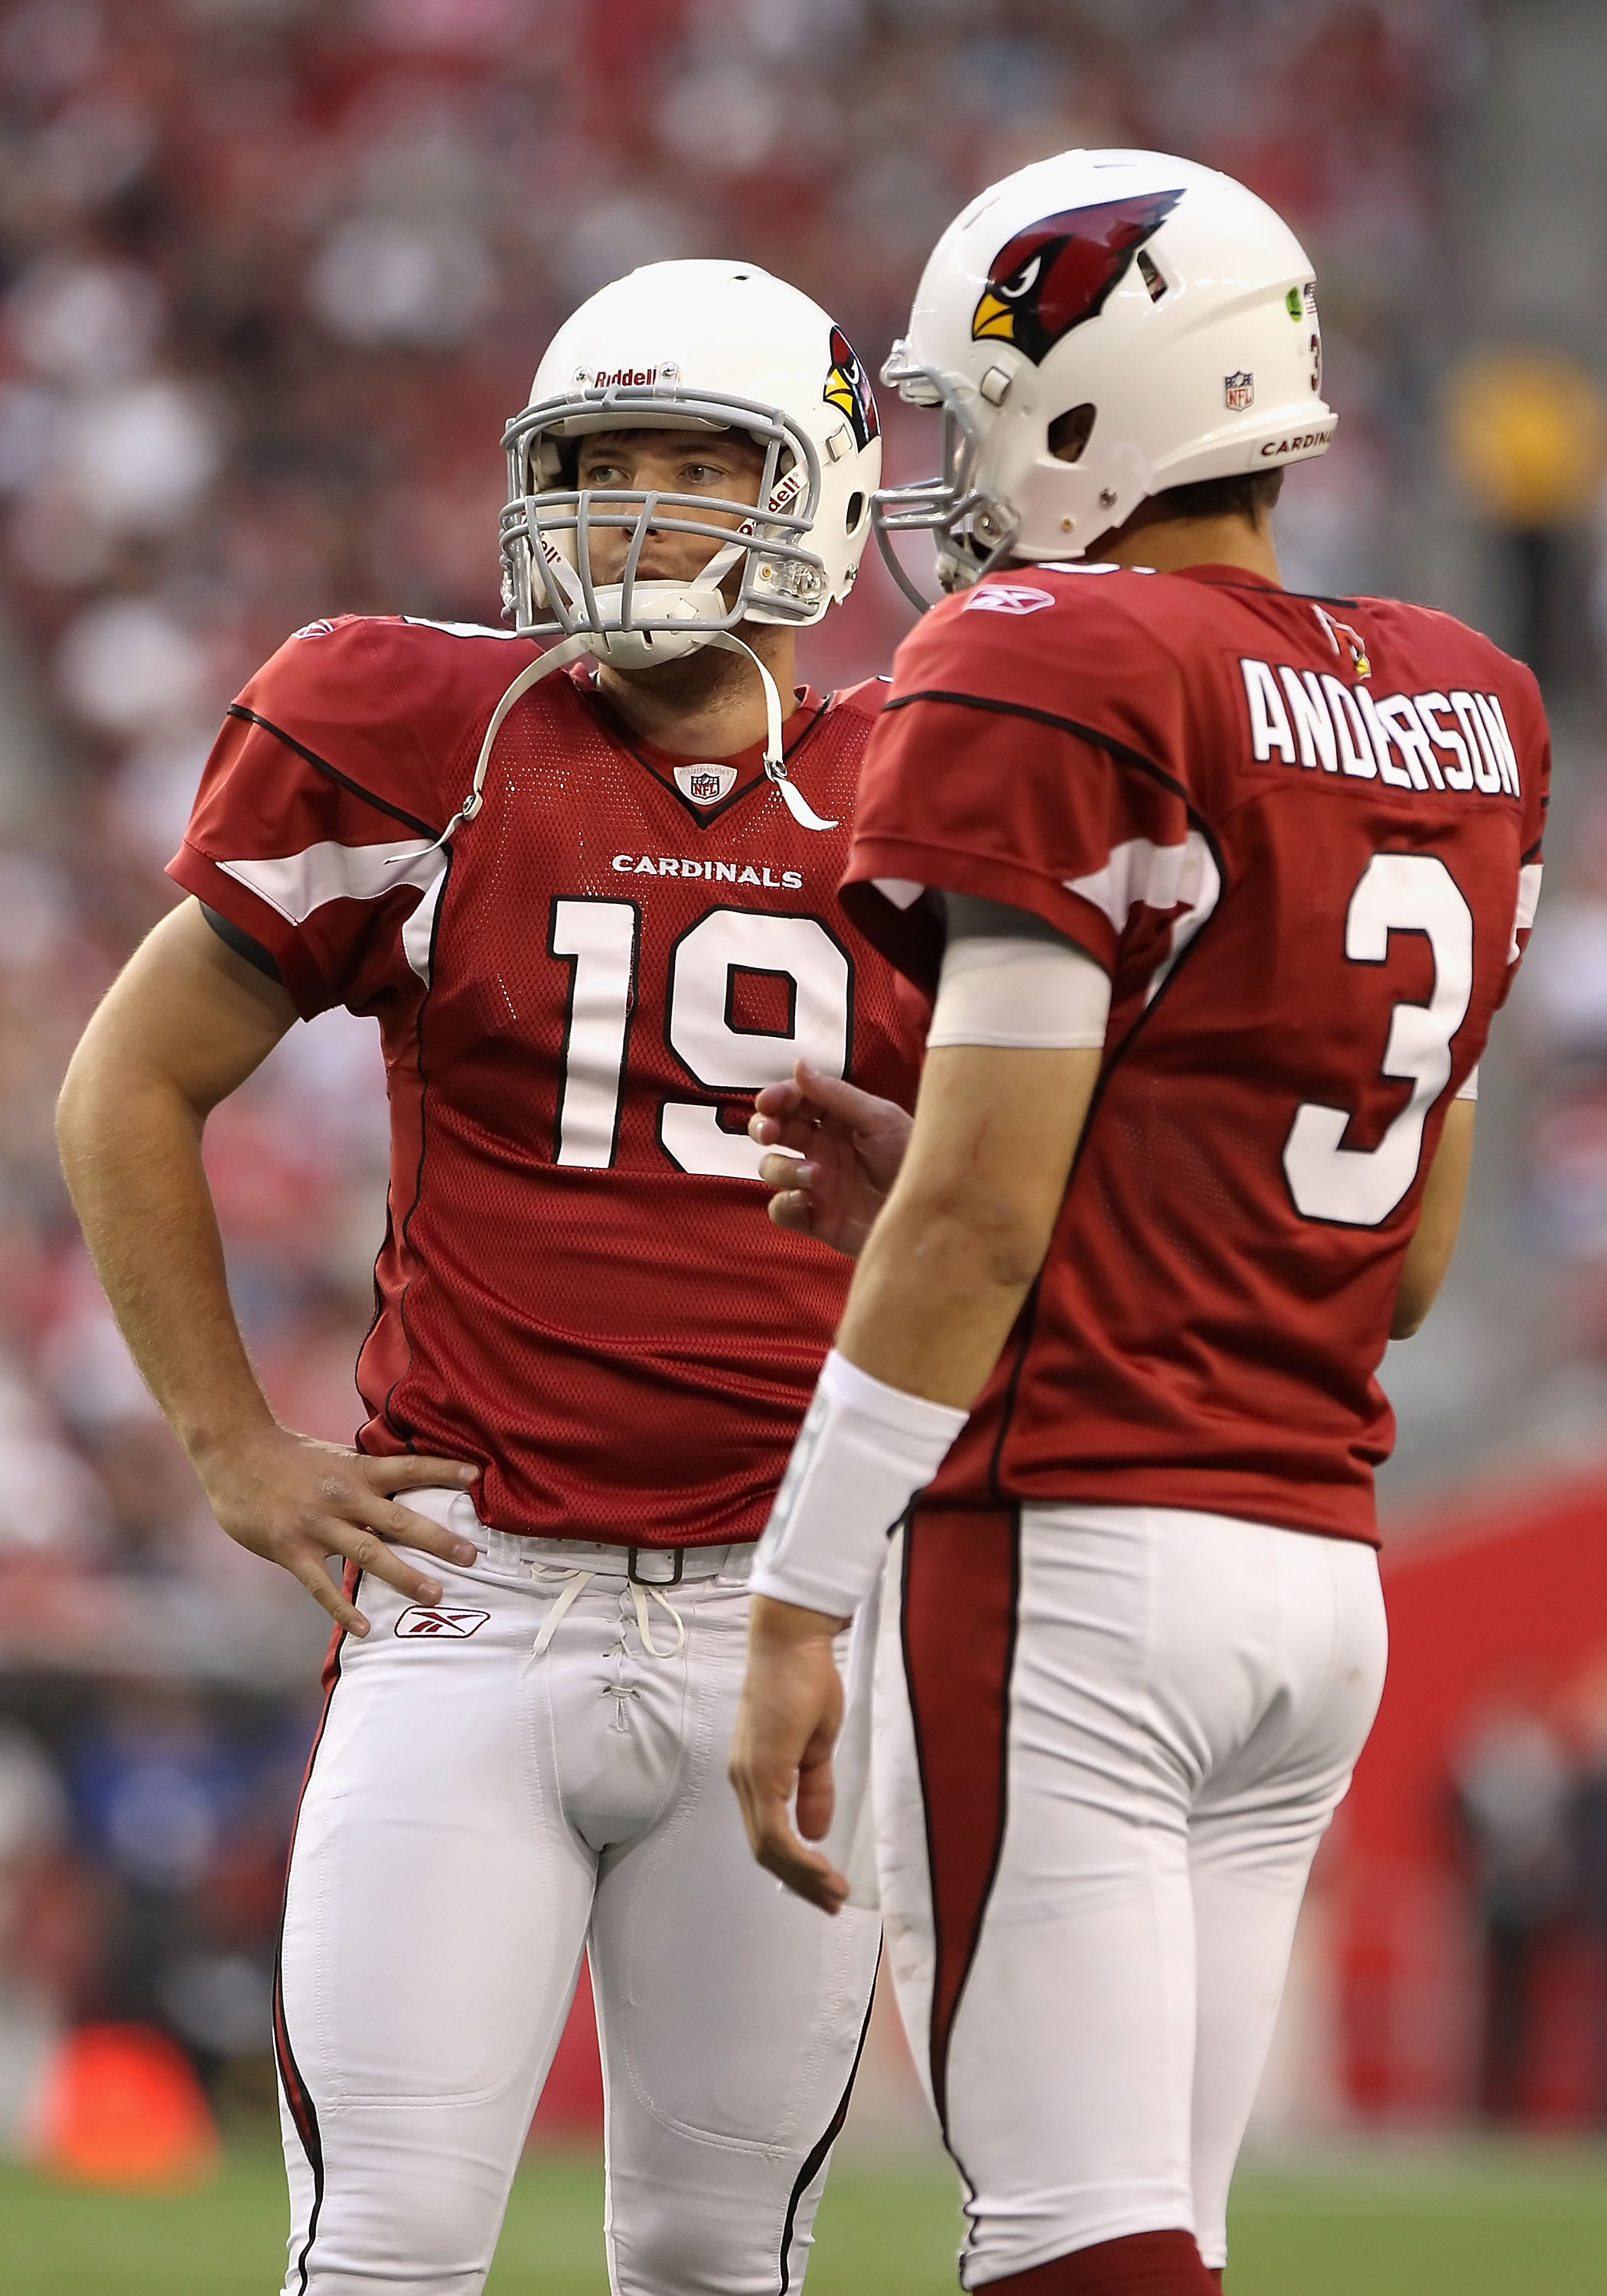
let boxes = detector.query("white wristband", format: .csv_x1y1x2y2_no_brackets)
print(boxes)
751,1349,969,1617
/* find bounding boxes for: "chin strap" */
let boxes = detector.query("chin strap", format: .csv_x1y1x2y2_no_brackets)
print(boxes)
699,628,838,833
393,634,596,863
397,616,837,866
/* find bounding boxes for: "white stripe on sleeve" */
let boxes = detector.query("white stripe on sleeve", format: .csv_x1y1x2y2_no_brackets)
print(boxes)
1508,860,1543,964
215,840,448,985
926,934,1112,1050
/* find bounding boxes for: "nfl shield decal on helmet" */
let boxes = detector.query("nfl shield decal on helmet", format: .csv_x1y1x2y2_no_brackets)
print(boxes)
1225,370,1256,410
970,190,1182,364
675,762,739,805
823,326,879,449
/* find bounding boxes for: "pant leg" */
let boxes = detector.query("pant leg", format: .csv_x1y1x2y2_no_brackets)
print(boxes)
875,1503,1384,2292
587,1572,882,2296
1188,1531,1386,2271
878,1505,1208,2288
276,1557,596,2296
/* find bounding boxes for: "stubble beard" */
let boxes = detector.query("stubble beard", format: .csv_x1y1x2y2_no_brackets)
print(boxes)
598,626,784,720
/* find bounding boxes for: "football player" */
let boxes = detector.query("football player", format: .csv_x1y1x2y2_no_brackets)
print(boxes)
57,262,921,2296
730,153,1547,2296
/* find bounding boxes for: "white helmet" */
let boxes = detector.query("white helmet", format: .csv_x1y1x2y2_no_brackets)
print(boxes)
499,259,881,661
435,260,882,846
874,148,1335,597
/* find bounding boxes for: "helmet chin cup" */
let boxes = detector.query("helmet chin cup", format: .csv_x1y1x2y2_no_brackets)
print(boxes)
579,578,732,669
584,627,702,668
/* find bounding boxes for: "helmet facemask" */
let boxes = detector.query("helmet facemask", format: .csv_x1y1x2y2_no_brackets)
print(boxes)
499,383,829,668
871,342,1019,605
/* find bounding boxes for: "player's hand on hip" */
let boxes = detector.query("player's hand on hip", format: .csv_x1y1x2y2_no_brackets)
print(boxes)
200,1430,481,1637
729,1593,851,1915
749,1059,911,1257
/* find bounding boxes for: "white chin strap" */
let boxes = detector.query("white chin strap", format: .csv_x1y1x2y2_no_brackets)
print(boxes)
406,565,836,859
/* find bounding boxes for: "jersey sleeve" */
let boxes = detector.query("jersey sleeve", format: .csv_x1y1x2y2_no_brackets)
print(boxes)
168,618,454,1018
839,582,1196,998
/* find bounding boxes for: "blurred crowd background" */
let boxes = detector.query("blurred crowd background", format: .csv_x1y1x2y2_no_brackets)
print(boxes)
2,0,1607,2182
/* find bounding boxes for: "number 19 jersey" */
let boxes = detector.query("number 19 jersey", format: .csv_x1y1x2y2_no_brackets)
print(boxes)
841,563,1549,1545
170,615,924,1546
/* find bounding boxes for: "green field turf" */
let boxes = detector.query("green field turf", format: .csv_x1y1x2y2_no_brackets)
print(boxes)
4,2142,1607,2294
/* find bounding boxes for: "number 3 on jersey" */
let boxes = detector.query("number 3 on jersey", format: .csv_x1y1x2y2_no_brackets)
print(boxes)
1283,852,1473,1228
547,898,852,1179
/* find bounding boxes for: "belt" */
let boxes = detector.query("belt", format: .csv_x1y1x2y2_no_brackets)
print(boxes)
406,1488,753,1587
480,1525,751,1585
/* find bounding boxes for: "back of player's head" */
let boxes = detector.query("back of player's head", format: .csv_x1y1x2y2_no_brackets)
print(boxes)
500,260,881,659
874,148,1336,594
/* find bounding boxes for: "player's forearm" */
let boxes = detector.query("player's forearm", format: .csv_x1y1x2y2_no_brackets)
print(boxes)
834,1185,1048,1408
832,1042,1098,1406
57,1052,276,1469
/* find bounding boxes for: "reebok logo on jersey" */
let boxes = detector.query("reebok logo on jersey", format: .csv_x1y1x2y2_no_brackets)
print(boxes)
963,584,1057,617
612,854,804,887
395,1606,491,1639
674,763,739,805
1239,659,1521,798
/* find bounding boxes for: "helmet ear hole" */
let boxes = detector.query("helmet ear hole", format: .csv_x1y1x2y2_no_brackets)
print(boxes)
1048,403,1097,465
845,491,866,534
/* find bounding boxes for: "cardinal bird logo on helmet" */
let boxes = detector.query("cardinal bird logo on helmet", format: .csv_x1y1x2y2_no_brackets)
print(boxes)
972,190,1183,365
823,326,879,450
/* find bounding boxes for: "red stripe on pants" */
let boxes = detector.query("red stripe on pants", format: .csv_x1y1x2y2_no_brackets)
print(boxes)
984,2229,1219,2293
899,1505,1019,2130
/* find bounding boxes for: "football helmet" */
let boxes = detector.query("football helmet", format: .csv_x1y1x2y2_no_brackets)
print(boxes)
446,260,881,837
874,148,1336,598
500,259,880,656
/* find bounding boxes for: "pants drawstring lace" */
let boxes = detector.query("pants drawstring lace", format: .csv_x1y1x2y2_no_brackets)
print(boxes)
530,1567,594,1656
528,1565,687,1660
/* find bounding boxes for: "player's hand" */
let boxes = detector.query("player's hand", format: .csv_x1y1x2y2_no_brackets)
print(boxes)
729,1593,851,1915
748,1059,911,1257
199,1427,482,1637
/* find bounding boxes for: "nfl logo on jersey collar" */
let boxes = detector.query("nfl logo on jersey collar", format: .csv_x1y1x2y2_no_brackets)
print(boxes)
675,762,741,806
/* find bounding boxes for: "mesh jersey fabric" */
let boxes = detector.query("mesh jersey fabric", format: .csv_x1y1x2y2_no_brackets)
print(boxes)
841,563,1549,1545
171,615,925,1545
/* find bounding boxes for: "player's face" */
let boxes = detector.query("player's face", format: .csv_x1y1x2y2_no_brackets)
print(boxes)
573,427,768,592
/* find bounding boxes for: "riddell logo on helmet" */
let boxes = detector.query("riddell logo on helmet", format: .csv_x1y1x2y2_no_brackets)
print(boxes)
586,366,668,388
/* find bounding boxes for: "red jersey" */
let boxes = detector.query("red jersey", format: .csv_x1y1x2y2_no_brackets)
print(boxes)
842,564,1548,1544
171,615,924,1545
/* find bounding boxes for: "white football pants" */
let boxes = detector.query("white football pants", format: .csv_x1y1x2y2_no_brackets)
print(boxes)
275,1506,881,2296
872,1502,1387,2287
